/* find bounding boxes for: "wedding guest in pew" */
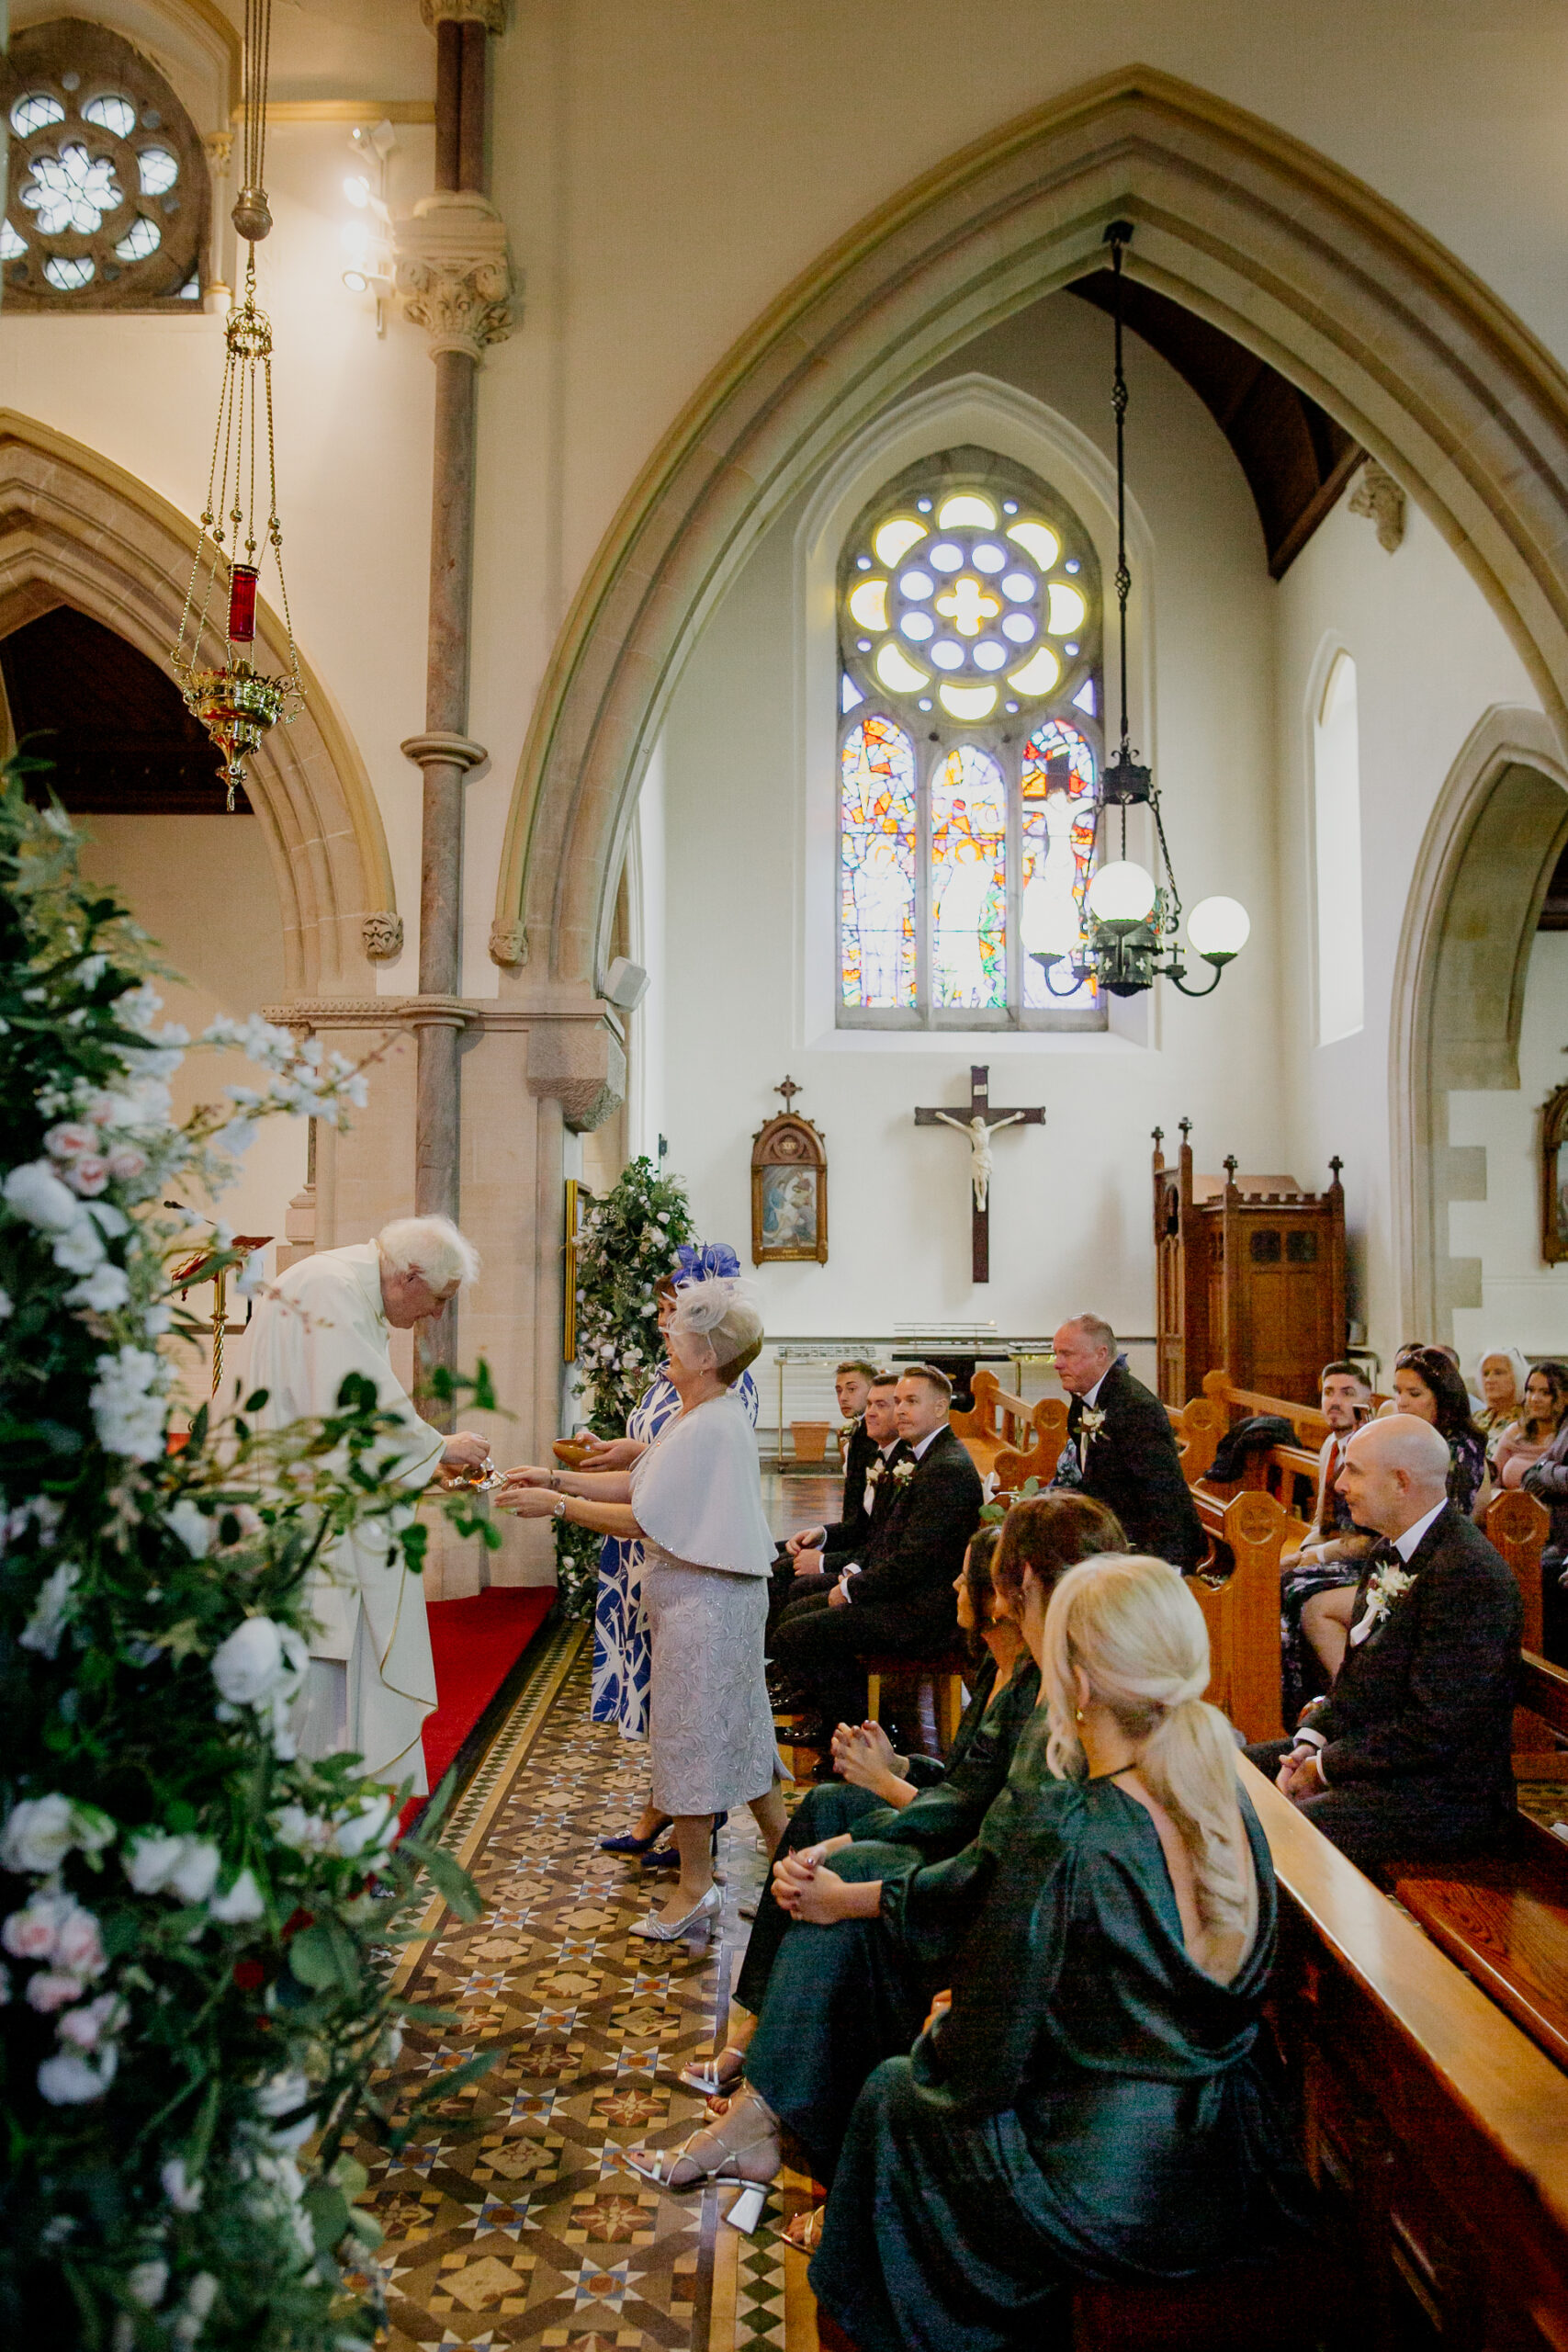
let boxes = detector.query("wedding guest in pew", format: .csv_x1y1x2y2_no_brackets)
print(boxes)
1301,1347,1487,1679
621,1494,1127,2195
769,1365,983,1756
1279,1361,1376,1720
1247,1416,1523,1871
769,1369,903,1635
807,1554,1312,2345
1474,1344,1532,1460
1523,1396,1568,1660
1050,1314,1204,1571
1472,1361,1568,1521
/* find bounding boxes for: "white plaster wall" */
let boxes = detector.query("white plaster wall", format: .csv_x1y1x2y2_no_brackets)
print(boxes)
1450,931,1568,1366
1272,493,1541,1371
653,293,1279,1345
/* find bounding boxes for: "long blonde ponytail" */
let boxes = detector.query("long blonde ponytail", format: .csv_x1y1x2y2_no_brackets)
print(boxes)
1041,1555,1258,1983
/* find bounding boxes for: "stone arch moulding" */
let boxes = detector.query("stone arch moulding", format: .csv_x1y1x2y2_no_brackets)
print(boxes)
0,411,398,997
492,62,1568,996
1389,704,1568,1342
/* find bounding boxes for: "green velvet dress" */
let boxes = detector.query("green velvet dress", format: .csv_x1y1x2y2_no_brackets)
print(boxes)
734,1650,1040,2017
810,1720,1311,2352
740,1660,1043,2171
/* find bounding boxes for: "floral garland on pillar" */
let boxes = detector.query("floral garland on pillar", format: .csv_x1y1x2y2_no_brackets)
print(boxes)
0,770,498,2346
556,1156,694,1616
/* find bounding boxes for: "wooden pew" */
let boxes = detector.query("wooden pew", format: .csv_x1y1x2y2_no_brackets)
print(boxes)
1189,1484,1290,1743
948,1368,1066,1487
1244,1758,1568,2348
1164,1392,1224,1485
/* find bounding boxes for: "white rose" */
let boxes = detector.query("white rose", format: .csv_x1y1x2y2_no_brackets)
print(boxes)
160,2156,204,2212
166,1839,221,1905
3,1160,82,1231
27,1969,85,2013
272,1805,333,1854
126,2259,169,2309
254,2068,311,2119
333,1792,395,1859
123,1831,186,1894
38,2044,118,2104
165,1501,210,1559
209,1868,265,1924
52,1222,106,1276
210,1617,288,1707
57,1990,124,2049
53,1904,107,1979
1,1792,76,1875
65,1263,130,1315
18,1562,83,1662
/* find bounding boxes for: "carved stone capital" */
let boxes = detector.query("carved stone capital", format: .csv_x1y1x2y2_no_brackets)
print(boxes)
1348,460,1405,553
400,729,488,774
421,0,507,29
393,190,513,365
203,130,232,177
489,917,527,967
525,1016,626,1135
362,910,404,960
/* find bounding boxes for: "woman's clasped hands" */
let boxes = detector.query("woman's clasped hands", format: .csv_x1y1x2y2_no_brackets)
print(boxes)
770,1832,874,1926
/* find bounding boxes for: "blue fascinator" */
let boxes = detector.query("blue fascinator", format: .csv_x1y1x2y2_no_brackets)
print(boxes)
672,1241,740,1285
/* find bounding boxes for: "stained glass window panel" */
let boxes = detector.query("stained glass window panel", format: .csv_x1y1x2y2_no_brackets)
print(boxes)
1021,720,1097,1008
840,716,917,1009
931,746,1006,1008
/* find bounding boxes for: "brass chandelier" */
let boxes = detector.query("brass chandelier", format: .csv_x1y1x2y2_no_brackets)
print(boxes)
170,0,302,809
1026,221,1249,1000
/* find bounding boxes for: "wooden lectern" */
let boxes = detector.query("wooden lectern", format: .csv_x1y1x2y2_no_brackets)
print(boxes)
1152,1125,1346,1407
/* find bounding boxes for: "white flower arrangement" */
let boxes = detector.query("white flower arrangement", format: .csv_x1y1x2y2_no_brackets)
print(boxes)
1350,1557,1417,1646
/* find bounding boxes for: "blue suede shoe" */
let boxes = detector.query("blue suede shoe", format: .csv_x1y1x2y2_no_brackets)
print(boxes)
598,1815,672,1857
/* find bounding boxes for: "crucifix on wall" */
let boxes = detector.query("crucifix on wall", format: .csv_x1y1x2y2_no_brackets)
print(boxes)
915,1065,1046,1283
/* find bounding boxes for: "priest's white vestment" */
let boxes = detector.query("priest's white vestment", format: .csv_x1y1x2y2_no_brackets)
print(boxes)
247,1241,444,1791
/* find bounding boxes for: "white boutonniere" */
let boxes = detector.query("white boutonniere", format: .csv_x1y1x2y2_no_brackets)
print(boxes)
1349,1559,1415,1647
891,1457,916,1486
866,1458,886,1489
1078,1406,1107,1448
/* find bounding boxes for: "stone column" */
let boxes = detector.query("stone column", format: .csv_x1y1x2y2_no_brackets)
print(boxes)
396,0,513,1407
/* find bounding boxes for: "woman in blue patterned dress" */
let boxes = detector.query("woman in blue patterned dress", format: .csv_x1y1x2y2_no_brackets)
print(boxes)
571,1243,758,1841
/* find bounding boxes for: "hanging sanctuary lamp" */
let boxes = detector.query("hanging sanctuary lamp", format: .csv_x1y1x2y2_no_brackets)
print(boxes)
170,0,302,810
1028,220,1249,999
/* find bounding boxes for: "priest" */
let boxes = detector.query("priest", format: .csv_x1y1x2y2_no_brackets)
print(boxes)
247,1215,490,1791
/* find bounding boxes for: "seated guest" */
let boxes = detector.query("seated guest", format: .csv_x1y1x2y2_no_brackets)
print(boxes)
770,1366,983,1746
1279,1360,1376,1717
782,1359,881,1556
1475,1345,1531,1458
1051,1314,1204,1571
1302,1346,1488,1673
808,1554,1311,2345
1246,1416,1523,1871
1523,1396,1568,1657
770,1371,904,1631
623,1493,1124,2187
1473,1361,1568,1521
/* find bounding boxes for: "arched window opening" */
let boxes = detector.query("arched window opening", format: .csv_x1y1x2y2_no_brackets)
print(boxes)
837,448,1103,1028
1314,649,1364,1045
3,19,209,311
2,606,240,812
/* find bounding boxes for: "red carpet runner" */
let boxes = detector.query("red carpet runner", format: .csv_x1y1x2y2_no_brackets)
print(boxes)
420,1586,555,1789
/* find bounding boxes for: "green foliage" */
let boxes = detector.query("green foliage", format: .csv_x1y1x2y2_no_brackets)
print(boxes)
979,1475,1043,1525
553,1157,694,1616
0,765,496,2348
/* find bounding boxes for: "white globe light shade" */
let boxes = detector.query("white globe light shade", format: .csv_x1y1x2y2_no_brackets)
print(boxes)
1020,876,1080,959
1186,895,1251,960
1086,860,1157,926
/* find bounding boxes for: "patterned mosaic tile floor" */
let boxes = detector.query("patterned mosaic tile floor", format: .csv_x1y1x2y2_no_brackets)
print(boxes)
356,1622,822,2352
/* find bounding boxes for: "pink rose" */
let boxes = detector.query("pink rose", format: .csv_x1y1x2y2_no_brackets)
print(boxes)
64,1157,109,1198
57,1991,122,2050
1,1898,65,1960
106,1148,148,1183
27,1969,84,2013
43,1122,98,1160
53,1907,106,1980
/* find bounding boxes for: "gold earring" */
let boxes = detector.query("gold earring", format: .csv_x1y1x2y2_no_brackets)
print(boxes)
1075,1707,1084,1723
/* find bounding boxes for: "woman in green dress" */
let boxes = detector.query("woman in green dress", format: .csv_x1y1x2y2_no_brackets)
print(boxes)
809,1553,1311,2352
622,1493,1124,2188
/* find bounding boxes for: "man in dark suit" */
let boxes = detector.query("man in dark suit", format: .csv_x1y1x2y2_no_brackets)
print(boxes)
1052,1315,1204,1572
771,1364,984,1740
770,1373,905,1630
1245,1416,1523,1871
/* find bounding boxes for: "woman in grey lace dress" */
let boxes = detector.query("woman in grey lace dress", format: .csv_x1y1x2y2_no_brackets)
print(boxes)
497,1273,784,1945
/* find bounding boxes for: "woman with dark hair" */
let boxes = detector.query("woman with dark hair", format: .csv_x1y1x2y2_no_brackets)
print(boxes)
1302,1345,1487,1686
1472,1362,1568,1521
621,1491,1125,2195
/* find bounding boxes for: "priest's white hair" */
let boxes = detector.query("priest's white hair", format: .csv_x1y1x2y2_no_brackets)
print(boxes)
670,1274,764,1385
377,1215,481,1292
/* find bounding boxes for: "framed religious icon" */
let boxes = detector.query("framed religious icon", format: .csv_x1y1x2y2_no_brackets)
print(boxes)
751,1109,829,1265
1543,1084,1568,1265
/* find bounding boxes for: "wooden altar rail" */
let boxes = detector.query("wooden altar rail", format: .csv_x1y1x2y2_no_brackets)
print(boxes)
1243,1756,1568,2349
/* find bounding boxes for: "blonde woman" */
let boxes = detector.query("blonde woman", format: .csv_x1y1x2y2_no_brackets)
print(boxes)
808,1555,1308,2352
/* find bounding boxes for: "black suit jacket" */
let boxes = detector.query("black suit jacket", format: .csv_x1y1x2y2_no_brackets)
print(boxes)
825,1433,909,1570
1305,1505,1522,1816
820,1417,881,1557
1066,1361,1204,1572
844,1425,984,1630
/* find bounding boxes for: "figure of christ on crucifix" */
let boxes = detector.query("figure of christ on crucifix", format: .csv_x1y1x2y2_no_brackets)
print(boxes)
915,1066,1046,1283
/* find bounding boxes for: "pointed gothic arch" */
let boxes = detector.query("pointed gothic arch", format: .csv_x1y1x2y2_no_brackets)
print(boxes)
0,411,397,996
491,62,1568,1002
